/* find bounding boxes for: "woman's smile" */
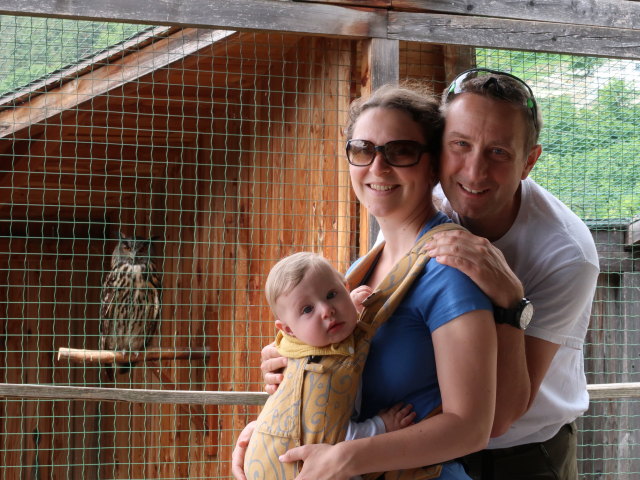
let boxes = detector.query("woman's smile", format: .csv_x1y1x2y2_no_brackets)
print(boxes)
368,183,397,192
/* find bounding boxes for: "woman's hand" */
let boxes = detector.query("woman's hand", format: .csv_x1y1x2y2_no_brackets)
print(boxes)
424,229,524,308
231,421,256,480
261,342,287,394
280,443,352,480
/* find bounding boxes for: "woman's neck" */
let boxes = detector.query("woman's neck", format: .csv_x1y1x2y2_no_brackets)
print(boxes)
377,205,437,265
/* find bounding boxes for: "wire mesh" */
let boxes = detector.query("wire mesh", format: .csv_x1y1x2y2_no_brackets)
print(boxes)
0,14,638,480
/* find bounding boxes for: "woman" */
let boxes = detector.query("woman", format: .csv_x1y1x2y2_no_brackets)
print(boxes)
234,83,497,480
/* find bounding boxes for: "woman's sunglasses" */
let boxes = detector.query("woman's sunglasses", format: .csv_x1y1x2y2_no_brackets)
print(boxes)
346,139,428,167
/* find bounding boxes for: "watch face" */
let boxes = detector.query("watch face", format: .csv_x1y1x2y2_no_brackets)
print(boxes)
520,301,534,329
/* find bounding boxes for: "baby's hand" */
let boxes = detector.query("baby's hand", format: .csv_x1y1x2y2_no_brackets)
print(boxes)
378,402,416,433
350,285,373,314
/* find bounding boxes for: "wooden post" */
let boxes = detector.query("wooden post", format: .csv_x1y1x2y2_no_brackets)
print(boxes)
443,45,476,83
360,38,399,254
621,272,640,475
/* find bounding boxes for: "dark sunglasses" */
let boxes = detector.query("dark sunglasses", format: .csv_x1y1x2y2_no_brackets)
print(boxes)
346,139,428,167
445,68,539,131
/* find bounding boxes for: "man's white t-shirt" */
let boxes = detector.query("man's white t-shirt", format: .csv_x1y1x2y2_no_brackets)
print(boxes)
377,179,599,447
440,178,599,447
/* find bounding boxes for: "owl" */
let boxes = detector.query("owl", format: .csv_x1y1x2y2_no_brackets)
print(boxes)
99,233,162,375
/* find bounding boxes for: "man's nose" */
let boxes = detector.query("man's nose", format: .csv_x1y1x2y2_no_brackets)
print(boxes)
464,150,488,179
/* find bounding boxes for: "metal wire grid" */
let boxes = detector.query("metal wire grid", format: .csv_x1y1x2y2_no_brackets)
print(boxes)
1,18,357,478
0,15,637,480
471,48,640,479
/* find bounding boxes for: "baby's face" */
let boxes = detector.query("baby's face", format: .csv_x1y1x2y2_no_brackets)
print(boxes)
274,266,358,347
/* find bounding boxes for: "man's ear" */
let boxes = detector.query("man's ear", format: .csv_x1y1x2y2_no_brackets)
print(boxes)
522,144,542,179
275,319,294,336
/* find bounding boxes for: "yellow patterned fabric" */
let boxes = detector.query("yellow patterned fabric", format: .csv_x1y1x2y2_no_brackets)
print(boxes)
275,330,356,358
244,223,463,479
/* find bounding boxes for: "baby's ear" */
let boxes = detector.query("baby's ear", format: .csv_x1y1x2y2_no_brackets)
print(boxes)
275,319,294,336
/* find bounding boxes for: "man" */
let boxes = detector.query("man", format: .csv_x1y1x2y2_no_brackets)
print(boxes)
233,69,600,480
423,68,599,479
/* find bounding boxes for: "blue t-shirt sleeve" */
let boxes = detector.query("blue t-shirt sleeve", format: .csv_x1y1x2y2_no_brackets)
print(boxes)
411,259,492,332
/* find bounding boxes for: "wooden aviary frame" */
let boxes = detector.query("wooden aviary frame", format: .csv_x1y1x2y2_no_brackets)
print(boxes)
0,0,638,478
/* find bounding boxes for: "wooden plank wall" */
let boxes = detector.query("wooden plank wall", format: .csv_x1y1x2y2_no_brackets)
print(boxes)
206,35,357,477
0,236,104,478
2,21,637,479
579,228,640,478
1,31,358,477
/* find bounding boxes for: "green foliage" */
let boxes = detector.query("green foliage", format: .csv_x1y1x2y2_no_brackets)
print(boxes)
477,48,607,81
0,15,147,96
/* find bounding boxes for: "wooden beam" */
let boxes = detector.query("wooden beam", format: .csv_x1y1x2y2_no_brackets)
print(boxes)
1,382,638,403
393,0,640,31
591,229,634,273
442,45,475,84
296,0,392,7
0,29,235,138
0,0,387,38
0,26,174,111
369,38,400,90
389,12,640,60
1,1,639,60
588,382,640,400
627,216,640,247
0,383,269,405
0,218,109,239
360,38,399,252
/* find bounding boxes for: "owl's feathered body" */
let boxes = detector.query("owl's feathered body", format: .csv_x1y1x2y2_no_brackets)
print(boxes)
99,235,162,357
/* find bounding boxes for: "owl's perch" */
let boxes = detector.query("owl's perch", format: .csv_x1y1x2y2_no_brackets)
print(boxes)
57,347,210,365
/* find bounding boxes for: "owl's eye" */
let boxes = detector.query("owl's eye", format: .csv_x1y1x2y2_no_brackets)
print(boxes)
122,244,131,251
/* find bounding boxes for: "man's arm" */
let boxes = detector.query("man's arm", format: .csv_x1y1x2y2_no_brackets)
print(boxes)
491,326,559,436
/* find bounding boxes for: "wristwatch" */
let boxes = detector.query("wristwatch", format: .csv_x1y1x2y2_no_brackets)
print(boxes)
493,298,534,330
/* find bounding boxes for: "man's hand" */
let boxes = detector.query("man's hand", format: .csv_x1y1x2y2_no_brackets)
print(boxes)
424,229,524,308
261,343,287,394
231,421,256,480
378,402,415,432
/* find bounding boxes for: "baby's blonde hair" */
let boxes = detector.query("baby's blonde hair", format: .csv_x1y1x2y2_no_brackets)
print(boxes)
265,252,344,311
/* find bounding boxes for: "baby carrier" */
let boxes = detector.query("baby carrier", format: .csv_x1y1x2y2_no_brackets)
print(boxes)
244,223,463,479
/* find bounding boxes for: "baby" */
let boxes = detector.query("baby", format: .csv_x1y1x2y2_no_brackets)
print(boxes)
243,252,414,479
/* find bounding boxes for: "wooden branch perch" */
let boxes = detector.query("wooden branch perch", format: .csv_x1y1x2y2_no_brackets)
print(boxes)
57,347,210,365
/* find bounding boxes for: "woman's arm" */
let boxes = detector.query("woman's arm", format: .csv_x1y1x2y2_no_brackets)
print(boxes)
280,309,497,480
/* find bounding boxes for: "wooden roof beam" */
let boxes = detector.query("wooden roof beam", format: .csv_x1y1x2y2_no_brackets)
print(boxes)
1,0,639,60
0,25,175,111
389,12,640,60
3,0,637,34
0,28,236,138
392,0,640,31
0,0,387,38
